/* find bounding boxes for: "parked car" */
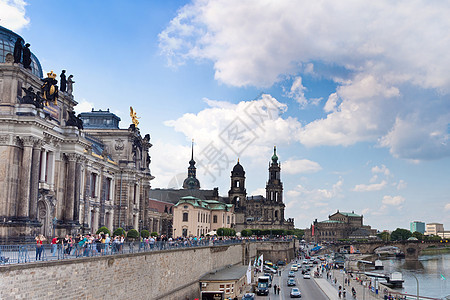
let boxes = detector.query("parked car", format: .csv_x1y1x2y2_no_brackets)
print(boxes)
290,288,302,298
287,278,296,286
277,260,286,266
242,293,255,300
288,271,295,277
303,272,311,279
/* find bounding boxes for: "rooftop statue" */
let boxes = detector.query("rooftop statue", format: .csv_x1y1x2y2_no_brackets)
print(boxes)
130,106,140,127
13,37,23,64
60,70,67,92
22,43,32,70
67,75,75,96
41,71,59,106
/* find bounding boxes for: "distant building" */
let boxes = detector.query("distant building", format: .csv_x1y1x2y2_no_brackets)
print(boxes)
227,147,294,232
425,223,444,236
410,221,425,234
304,210,377,242
425,223,448,237
172,196,234,237
200,265,250,299
147,198,173,236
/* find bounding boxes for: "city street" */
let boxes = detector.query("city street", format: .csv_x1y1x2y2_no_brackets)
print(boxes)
254,262,328,300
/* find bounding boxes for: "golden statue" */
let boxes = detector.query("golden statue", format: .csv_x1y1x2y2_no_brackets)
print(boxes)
130,106,140,127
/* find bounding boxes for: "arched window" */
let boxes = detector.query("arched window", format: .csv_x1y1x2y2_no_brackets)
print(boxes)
183,212,188,222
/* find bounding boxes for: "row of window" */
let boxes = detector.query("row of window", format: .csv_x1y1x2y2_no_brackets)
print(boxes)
182,212,233,224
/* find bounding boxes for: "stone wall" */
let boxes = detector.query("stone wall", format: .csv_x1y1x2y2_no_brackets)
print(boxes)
0,241,294,299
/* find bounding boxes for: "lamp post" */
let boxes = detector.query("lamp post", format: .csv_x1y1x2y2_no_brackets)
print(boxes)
411,274,419,300
52,217,57,237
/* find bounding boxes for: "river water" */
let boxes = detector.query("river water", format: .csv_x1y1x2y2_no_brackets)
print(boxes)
382,253,450,299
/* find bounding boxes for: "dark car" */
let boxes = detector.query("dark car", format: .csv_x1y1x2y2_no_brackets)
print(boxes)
277,260,286,266
242,293,255,300
290,288,302,298
287,278,296,286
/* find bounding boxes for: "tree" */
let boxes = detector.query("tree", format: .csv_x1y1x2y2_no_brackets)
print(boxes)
377,231,390,242
412,231,424,241
96,226,111,236
140,229,150,238
390,228,412,241
127,229,139,240
113,227,126,237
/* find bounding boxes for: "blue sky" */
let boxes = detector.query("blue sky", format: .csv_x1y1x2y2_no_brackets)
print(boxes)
2,0,450,231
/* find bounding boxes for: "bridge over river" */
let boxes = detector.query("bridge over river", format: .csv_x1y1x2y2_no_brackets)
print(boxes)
326,240,445,260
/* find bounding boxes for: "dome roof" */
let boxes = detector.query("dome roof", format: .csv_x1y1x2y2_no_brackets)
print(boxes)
231,160,245,177
0,26,43,78
183,176,200,190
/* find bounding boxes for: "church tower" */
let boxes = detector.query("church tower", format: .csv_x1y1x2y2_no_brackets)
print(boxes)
182,140,200,189
228,159,247,211
266,146,283,203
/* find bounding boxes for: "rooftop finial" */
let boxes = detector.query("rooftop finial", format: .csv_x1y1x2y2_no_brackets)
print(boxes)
237,157,239,163
191,139,194,161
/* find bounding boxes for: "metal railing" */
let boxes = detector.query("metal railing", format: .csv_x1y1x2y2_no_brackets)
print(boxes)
0,238,263,265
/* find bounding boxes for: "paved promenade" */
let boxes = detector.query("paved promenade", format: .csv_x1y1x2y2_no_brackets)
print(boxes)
313,268,384,300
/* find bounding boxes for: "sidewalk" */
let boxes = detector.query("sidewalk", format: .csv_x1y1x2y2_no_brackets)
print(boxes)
313,269,383,300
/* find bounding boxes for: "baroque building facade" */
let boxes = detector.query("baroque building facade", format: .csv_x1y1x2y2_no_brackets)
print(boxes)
0,26,154,242
228,147,294,232
304,210,377,242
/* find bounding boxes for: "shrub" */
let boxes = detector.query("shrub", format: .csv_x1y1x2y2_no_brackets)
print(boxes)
241,229,252,237
113,227,126,237
151,231,158,237
96,226,111,236
140,229,150,238
217,228,236,236
127,229,139,239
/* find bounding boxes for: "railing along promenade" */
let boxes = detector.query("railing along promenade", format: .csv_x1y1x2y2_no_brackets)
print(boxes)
0,237,293,265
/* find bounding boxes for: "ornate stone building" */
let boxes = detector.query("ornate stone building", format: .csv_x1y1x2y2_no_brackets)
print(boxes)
0,26,153,242
229,147,294,232
304,210,377,242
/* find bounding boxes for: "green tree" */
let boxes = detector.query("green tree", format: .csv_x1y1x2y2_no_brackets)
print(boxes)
140,229,150,238
96,226,111,236
113,227,126,237
390,228,412,241
150,231,158,237
377,231,390,242
241,229,252,237
127,229,139,239
412,231,424,241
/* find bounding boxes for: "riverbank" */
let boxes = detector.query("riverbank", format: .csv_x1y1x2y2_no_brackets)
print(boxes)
421,246,450,255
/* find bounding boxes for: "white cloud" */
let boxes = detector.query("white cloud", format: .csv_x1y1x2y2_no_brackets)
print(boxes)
250,188,265,196
160,1,450,161
372,165,390,176
282,159,322,175
396,180,407,190
0,0,29,31
445,203,450,211
382,195,405,206
352,180,387,192
164,94,302,170
74,99,94,115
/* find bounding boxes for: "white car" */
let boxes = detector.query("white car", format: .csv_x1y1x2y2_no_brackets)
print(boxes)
303,273,311,279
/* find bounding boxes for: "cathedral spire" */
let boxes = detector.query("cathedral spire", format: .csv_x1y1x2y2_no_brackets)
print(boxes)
183,139,200,189
271,145,278,164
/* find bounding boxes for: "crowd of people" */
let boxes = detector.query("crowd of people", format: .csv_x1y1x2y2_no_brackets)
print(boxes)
33,233,294,261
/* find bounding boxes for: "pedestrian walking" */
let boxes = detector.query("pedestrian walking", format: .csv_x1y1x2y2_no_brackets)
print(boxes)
273,284,277,294
277,286,280,295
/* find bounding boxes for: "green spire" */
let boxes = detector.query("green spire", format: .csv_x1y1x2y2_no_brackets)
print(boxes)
271,146,278,163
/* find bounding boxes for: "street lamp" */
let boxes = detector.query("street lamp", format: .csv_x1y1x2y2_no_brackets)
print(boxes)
52,217,57,237
411,273,419,300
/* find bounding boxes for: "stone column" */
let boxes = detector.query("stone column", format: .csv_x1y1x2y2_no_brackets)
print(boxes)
29,140,43,220
40,149,47,182
73,157,84,223
17,136,36,218
64,153,77,222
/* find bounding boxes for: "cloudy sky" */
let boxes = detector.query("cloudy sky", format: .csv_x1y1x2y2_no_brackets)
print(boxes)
2,0,449,231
